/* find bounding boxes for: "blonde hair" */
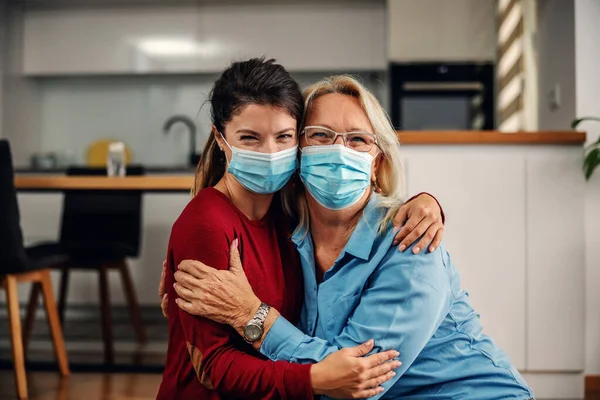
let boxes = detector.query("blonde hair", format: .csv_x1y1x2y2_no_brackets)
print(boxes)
282,75,407,234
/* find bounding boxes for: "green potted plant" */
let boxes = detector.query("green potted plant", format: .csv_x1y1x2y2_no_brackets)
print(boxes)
572,117,600,180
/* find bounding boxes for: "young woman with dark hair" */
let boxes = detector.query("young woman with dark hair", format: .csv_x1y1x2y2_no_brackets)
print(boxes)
156,58,445,400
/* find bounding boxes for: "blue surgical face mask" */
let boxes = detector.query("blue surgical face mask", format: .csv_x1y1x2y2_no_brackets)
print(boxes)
221,133,298,194
300,144,374,210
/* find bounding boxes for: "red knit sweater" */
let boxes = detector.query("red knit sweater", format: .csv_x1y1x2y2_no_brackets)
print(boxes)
156,187,313,400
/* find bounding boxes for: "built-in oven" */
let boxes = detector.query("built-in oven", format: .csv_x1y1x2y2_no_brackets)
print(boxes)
389,62,495,130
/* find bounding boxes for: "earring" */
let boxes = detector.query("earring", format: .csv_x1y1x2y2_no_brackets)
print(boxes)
371,178,382,193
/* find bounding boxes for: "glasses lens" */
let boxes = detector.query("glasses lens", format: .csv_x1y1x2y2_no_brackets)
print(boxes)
305,128,336,145
346,133,375,152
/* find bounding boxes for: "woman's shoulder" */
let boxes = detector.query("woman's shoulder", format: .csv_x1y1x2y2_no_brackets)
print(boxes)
172,187,239,236
374,223,448,274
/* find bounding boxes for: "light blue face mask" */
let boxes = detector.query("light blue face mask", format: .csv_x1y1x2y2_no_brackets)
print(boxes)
300,144,374,210
221,133,298,194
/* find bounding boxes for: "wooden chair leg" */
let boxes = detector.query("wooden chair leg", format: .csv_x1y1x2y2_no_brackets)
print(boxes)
57,269,70,325
23,282,41,354
39,270,70,377
118,259,147,345
99,265,114,364
5,275,28,400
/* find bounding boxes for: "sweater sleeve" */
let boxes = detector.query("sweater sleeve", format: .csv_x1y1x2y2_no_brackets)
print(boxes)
169,217,313,400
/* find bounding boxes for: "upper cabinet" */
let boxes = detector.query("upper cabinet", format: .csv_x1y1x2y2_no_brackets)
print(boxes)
387,0,497,62
22,2,387,76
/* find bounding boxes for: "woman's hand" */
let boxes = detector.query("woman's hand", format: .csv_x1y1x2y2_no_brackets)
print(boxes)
159,260,168,318
174,239,261,330
311,339,401,399
393,193,444,254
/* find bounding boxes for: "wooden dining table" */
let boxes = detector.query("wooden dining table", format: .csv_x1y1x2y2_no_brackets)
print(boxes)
14,175,195,193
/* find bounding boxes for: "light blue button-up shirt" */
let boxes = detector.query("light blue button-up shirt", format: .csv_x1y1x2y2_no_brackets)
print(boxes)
261,195,534,400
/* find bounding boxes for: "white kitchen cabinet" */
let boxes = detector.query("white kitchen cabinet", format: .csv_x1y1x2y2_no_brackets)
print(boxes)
404,147,527,369
387,0,497,62
525,148,585,371
402,144,586,374
22,2,386,76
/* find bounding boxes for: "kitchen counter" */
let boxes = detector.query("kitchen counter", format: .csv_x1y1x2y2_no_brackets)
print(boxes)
397,130,586,145
15,175,193,192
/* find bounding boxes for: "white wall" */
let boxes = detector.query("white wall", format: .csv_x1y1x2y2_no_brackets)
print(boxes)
574,0,600,376
0,1,6,137
387,0,497,62
2,6,42,166
537,0,576,131
31,72,386,167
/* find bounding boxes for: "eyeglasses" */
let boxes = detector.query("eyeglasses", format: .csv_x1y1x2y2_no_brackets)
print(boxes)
301,126,378,152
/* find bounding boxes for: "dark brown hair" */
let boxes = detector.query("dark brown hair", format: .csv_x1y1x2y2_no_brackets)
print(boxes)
193,58,304,195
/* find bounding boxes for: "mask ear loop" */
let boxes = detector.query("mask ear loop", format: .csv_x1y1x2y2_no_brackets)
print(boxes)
216,131,232,164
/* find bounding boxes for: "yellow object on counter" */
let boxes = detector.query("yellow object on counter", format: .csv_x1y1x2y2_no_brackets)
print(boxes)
86,139,132,167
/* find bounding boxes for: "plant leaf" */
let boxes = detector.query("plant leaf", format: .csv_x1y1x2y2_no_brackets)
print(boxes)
583,147,600,180
571,116,600,129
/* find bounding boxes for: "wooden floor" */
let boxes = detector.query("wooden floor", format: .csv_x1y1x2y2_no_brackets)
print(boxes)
0,371,162,400
0,370,599,399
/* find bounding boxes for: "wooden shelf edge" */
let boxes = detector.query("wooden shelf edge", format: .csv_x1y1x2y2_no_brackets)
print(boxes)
397,131,587,145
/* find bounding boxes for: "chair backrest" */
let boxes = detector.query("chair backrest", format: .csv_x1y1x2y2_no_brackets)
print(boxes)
59,166,145,258
0,140,28,274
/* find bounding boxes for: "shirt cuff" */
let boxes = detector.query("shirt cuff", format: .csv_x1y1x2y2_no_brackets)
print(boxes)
406,192,446,224
260,315,306,362
282,362,313,399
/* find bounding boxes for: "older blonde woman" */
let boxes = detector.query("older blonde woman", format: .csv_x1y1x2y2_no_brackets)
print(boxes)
171,75,534,400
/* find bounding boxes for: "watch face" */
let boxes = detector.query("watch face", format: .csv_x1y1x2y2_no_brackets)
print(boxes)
244,323,263,341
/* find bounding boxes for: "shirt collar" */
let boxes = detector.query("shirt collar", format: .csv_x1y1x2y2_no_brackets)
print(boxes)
292,194,383,261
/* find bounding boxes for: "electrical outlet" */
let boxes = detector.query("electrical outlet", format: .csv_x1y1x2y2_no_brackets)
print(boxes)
548,84,561,111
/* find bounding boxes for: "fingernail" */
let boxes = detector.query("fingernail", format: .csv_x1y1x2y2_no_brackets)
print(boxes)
233,238,238,248
429,246,436,252
368,339,374,345
173,283,176,288
163,294,167,300
396,361,402,367
392,240,398,246
399,244,406,252
378,387,384,393
393,351,400,357
413,246,421,254
390,371,396,377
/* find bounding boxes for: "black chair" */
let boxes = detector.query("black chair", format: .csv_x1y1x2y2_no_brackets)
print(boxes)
25,166,147,365
0,139,70,400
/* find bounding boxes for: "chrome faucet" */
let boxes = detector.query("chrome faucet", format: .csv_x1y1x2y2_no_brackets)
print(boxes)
163,115,200,166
